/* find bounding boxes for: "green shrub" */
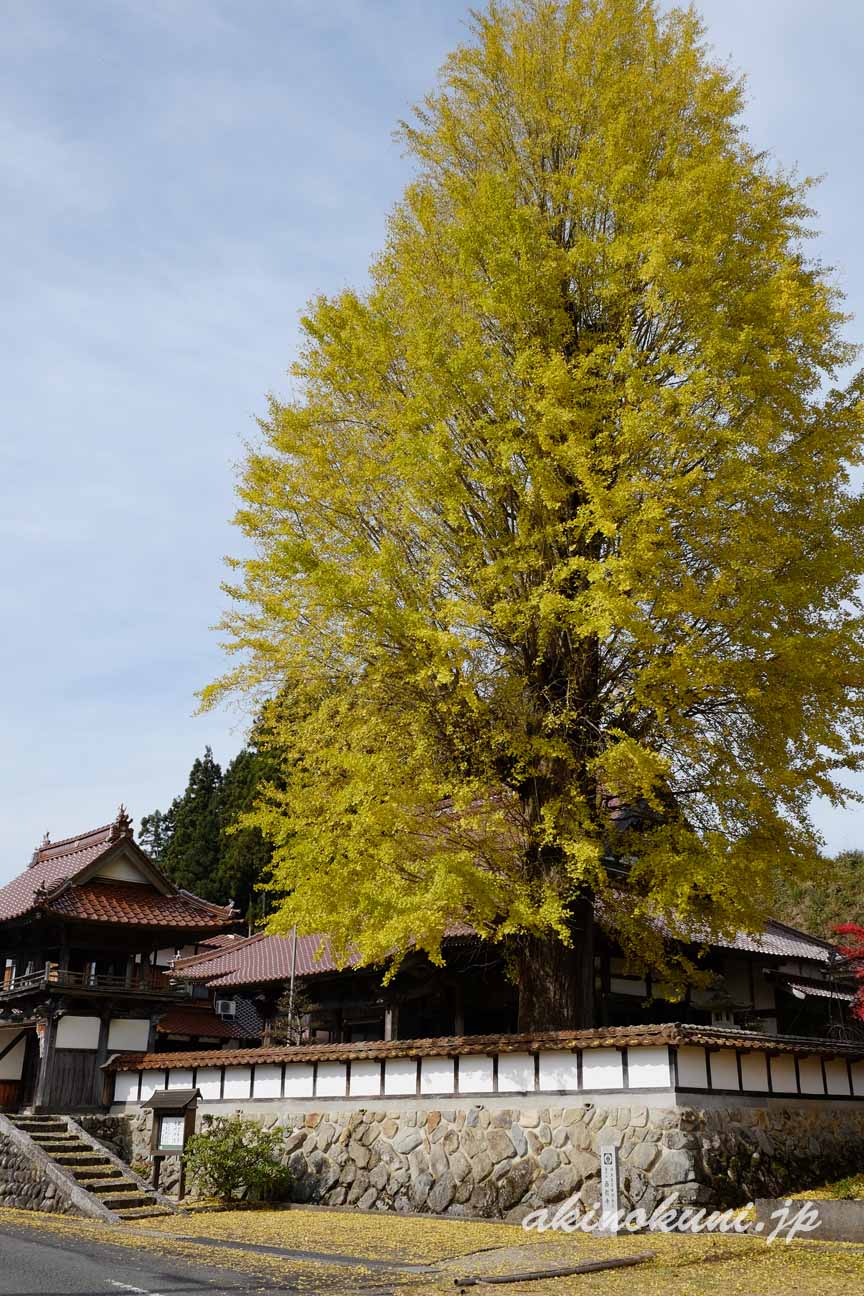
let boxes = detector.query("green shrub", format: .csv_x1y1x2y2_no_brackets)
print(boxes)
183,1116,292,1202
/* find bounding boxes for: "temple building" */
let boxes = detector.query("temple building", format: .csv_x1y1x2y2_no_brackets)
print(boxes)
172,915,858,1046
0,809,858,1114
0,809,238,1111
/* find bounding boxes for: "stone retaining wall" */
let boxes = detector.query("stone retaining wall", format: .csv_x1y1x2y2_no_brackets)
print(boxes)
0,1118,93,1215
118,1098,864,1215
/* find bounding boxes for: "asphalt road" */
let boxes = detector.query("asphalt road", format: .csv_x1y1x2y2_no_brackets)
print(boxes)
0,1222,298,1296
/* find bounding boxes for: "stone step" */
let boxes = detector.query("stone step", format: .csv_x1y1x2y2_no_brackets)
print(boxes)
32,1139,90,1152
50,1146,110,1159
51,1152,112,1167
101,1194,151,1210
88,1180,142,1196
10,1120,67,1133
71,1167,123,1182
115,1206,175,1220
86,1176,137,1192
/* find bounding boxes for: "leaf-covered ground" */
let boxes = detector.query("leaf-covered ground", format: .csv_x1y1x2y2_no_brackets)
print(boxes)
792,1174,864,1201
5,1206,864,1293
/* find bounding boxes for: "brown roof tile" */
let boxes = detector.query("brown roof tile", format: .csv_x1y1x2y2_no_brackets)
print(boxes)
174,926,479,988
47,880,233,928
173,914,834,993
106,1022,864,1071
0,814,237,931
157,1006,245,1041
0,823,117,922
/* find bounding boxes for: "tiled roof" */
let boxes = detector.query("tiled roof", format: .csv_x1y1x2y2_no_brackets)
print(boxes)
173,915,834,993
156,1001,262,1041
718,920,835,964
0,822,118,922
782,979,855,1003
0,813,236,932
198,933,246,951
174,931,359,987
47,881,233,929
106,1021,864,1071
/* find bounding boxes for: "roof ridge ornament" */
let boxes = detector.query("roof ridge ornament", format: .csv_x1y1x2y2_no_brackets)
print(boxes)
112,805,133,841
28,830,51,868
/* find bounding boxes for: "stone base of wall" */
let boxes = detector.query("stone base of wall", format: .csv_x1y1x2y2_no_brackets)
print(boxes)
118,1100,864,1217
77,1114,133,1164
0,1128,87,1215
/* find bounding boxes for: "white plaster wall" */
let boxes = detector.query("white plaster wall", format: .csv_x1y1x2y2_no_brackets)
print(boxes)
384,1058,417,1097
140,1072,165,1101
197,1068,222,1100
56,1015,100,1050
317,1062,347,1098
497,1053,534,1093
0,1030,26,1081
167,1068,194,1090
538,1050,579,1091
107,1019,150,1052
825,1059,851,1097
627,1046,670,1088
224,1066,252,1100
798,1057,825,1096
677,1046,708,1088
770,1055,797,1094
350,1060,381,1098
284,1064,314,1098
708,1050,739,1090
420,1057,455,1096
740,1052,769,1092
458,1055,494,1094
113,1070,140,1103
582,1048,623,1089
254,1065,283,1099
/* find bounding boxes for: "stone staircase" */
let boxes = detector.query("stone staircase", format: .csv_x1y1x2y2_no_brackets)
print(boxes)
7,1115,175,1220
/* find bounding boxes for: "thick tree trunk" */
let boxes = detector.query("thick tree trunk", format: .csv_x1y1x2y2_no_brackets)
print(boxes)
516,895,595,1032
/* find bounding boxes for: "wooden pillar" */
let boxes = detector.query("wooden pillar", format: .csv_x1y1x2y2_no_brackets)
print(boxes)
94,1014,111,1108
32,1013,57,1113
384,1004,399,1042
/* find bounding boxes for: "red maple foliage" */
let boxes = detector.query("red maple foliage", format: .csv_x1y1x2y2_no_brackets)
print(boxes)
835,924,864,1022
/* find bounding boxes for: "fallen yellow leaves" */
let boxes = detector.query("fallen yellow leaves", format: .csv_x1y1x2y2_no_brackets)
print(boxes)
3,1205,864,1294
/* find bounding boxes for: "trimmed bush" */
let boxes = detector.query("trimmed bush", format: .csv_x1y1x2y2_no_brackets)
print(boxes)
183,1116,291,1201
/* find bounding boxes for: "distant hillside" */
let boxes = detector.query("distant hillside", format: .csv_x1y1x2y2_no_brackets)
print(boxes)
774,850,864,942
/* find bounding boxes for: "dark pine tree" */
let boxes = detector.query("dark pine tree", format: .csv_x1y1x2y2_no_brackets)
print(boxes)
159,747,224,902
138,804,178,864
215,746,277,921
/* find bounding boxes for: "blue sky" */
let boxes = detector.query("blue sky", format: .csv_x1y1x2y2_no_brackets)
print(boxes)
1,0,862,883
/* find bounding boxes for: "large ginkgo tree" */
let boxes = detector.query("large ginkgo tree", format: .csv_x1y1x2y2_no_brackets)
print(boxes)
204,0,864,1030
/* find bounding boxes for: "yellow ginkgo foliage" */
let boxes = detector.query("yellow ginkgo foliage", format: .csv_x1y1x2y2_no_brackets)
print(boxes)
204,0,864,1029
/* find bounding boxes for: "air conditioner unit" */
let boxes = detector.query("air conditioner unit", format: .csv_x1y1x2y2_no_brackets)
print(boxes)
215,998,236,1019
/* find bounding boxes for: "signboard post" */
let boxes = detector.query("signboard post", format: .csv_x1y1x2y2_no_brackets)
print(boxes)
142,1087,200,1198
599,1141,620,1235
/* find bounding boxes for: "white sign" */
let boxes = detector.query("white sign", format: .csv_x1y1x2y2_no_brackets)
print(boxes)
599,1142,619,1233
158,1114,185,1151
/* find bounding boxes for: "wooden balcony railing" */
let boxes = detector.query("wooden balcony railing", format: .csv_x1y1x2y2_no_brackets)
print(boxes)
0,965,192,997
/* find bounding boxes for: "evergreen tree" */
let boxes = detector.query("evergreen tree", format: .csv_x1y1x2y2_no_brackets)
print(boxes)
159,747,224,901
138,741,278,913
204,0,864,1029
776,851,864,940
214,746,279,920
138,805,177,864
